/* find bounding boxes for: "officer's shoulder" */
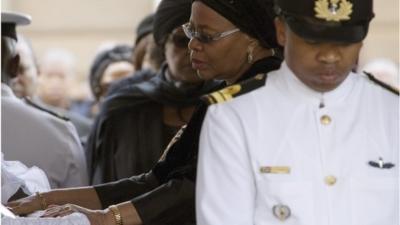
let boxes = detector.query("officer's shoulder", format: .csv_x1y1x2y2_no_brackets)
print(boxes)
24,97,70,121
363,71,399,96
202,73,267,105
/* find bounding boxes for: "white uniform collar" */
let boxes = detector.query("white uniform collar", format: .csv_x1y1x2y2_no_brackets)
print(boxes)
278,62,356,107
1,83,17,99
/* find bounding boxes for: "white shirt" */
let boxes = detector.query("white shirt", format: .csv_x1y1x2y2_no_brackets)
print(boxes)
197,62,399,225
1,84,88,188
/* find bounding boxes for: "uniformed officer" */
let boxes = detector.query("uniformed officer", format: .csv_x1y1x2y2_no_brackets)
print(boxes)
196,0,399,224
1,11,88,188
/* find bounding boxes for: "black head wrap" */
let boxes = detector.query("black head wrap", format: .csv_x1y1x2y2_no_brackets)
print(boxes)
89,44,133,100
193,0,279,49
135,13,154,45
153,0,192,46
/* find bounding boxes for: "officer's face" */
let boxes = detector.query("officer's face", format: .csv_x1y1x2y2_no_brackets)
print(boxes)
188,1,251,83
275,19,363,92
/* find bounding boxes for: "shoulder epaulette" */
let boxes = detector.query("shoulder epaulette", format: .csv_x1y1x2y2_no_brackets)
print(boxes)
202,73,267,105
364,71,399,96
24,97,70,121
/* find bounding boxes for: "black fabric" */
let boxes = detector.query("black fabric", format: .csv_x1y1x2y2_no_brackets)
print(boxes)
94,56,282,225
85,64,220,185
135,14,155,45
275,0,374,43
153,0,192,46
94,172,159,208
194,0,279,49
1,23,17,40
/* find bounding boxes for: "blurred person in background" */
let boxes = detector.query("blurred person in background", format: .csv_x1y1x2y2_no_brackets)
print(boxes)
8,36,92,143
1,11,88,189
71,44,134,119
90,45,134,102
37,48,76,109
9,34,39,99
33,48,93,142
132,13,160,72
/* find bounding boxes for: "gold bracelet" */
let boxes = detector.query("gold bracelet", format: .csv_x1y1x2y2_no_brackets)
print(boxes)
109,205,123,225
35,192,47,210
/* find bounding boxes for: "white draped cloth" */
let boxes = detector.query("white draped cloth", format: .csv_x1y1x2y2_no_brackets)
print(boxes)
2,213,90,225
1,155,51,204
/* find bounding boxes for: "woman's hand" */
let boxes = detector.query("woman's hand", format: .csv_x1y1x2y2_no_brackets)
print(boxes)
41,204,115,225
7,193,43,216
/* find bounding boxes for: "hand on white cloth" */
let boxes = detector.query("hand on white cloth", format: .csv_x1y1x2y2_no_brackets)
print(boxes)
40,204,114,225
1,212,90,225
1,154,50,204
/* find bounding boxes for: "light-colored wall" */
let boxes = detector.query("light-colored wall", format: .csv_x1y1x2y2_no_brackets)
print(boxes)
3,0,399,89
360,0,399,66
3,0,157,98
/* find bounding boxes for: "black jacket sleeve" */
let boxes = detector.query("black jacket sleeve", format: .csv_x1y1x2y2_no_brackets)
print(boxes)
133,178,195,225
94,172,159,208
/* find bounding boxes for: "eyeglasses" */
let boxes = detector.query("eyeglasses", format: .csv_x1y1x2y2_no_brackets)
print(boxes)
182,22,240,44
170,33,190,48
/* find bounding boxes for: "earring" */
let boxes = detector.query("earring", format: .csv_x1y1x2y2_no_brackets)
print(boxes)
196,70,204,79
247,45,254,64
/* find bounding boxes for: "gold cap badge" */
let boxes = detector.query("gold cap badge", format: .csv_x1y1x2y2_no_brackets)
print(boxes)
314,0,353,22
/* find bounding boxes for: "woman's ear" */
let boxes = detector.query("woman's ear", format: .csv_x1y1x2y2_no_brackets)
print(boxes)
274,17,286,47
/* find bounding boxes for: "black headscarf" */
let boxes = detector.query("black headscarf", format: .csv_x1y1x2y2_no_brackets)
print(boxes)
193,0,279,49
89,44,133,100
135,13,154,45
153,0,192,46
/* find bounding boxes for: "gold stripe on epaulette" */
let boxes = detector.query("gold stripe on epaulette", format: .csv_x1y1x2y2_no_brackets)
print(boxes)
209,84,242,104
254,73,265,80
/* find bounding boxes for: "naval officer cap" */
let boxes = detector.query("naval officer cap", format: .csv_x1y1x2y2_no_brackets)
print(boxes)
274,0,374,43
1,11,31,41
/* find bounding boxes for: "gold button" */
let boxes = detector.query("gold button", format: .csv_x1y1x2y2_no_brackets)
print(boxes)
320,115,332,125
324,175,337,186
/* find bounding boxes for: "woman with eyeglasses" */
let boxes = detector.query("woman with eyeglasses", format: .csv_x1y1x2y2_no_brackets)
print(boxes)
8,0,282,224
84,0,219,185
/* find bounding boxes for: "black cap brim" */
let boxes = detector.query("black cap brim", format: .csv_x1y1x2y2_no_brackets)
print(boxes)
285,16,368,43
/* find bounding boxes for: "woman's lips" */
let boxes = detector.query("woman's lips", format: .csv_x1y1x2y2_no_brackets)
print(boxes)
191,58,207,70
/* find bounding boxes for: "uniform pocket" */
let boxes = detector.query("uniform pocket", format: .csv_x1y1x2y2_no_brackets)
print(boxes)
255,179,316,225
350,178,398,225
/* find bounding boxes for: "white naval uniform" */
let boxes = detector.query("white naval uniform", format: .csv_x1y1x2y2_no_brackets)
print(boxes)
196,62,399,225
1,84,88,188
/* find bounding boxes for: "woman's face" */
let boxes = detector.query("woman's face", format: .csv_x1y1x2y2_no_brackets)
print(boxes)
164,27,201,83
187,1,251,83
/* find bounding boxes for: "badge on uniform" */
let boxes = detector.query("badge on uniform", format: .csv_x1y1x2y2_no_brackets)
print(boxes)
273,204,291,221
260,166,290,174
368,157,395,169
